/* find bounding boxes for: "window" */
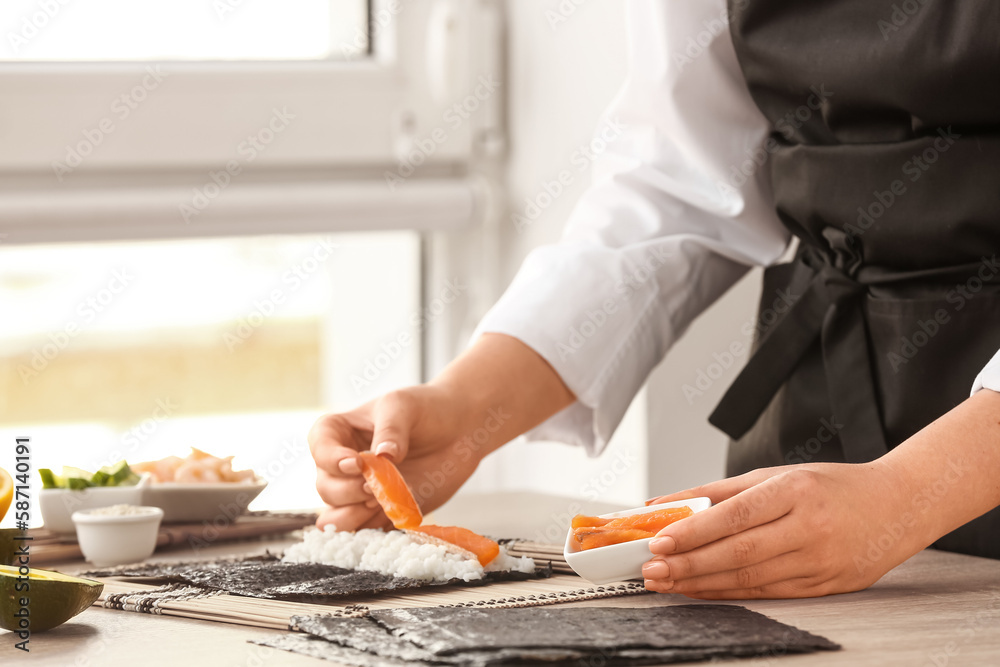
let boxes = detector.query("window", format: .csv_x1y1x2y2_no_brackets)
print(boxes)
0,0,503,242
1,0,367,61
0,0,504,526
0,232,422,523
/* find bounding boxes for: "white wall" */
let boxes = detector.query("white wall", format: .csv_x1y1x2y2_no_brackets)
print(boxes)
457,0,765,506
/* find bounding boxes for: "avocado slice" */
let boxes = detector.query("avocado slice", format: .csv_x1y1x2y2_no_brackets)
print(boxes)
38,468,60,490
0,565,103,633
61,467,94,489
99,461,139,487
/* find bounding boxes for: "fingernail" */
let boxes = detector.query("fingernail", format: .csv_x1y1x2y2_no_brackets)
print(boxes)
642,561,668,579
365,498,380,509
375,441,399,459
362,483,373,494
649,536,676,554
339,458,361,475
644,497,662,506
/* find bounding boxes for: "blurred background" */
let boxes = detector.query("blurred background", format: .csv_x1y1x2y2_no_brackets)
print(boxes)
0,0,763,528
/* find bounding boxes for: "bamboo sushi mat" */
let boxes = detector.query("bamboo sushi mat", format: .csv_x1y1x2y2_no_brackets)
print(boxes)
91,541,648,631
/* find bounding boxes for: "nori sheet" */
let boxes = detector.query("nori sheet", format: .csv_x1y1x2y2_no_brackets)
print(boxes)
82,554,551,602
369,605,840,655
254,605,840,666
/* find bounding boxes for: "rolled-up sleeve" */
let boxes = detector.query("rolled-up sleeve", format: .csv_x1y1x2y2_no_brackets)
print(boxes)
474,0,791,455
972,349,1000,395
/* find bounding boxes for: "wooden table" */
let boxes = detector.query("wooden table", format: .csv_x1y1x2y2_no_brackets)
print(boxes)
3,492,1000,666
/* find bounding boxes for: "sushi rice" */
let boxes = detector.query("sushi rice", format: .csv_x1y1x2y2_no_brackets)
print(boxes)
283,527,535,582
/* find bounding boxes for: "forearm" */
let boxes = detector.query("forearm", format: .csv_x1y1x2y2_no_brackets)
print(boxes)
428,333,575,455
875,388,1000,550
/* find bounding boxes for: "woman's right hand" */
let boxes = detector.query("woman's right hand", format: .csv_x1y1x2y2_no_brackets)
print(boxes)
308,384,487,531
308,333,578,531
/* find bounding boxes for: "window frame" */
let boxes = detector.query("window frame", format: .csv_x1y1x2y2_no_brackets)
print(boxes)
0,0,504,243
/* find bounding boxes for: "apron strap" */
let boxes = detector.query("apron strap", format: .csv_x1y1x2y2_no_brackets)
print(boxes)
709,239,890,463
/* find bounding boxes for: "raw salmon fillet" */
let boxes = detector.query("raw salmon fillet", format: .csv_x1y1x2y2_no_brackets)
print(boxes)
358,451,423,529
414,525,500,566
571,506,693,550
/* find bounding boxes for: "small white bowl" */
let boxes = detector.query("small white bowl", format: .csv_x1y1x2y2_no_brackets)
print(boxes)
39,474,151,534
72,505,164,567
563,497,712,585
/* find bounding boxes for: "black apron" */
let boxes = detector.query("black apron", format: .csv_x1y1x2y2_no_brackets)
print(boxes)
709,0,1000,558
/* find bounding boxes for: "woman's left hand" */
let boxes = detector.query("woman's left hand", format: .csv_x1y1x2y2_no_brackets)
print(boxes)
642,461,929,599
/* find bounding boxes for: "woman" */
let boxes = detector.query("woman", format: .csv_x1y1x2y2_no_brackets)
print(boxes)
309,0,1000,599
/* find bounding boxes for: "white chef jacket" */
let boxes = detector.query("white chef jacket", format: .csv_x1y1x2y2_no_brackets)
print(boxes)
474,0,1000,456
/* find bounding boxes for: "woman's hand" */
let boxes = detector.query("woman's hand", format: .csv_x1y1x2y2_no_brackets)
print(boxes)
641,461,928,599
308,333,577,531
309,384,485,531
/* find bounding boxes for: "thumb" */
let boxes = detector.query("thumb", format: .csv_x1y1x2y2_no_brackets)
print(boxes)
370,391,416,462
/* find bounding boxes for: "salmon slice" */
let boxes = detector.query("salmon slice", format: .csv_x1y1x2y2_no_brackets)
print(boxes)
571,506,693,550
571,514,611,529
357,451,423,529
571,506,692,535
574,528,657,551
603,506,693,533
413,525,500,566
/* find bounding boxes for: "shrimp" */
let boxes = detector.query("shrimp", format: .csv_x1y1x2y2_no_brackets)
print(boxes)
174,459,223,483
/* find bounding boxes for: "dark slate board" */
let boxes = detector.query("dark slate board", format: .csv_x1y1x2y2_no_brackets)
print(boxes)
369,605,840,655
257,605,840,666
83,554,550,602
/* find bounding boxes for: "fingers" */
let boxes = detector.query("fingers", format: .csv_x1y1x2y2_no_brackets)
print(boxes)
671,576,831,600
309,413,369,477
370,391,416,462
316,468,377,508
646,518,801,584
316,503,380,531
649,474,795,555
646,467,783,506
668,552,809,596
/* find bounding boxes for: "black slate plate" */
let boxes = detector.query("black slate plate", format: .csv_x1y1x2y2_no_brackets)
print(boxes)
255,605,840,666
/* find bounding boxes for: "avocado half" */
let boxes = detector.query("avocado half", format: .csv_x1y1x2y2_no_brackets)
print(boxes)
0,565,104,632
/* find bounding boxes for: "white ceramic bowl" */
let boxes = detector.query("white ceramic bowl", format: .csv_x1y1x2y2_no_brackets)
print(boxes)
563,497,712,585
140,478,267,523
72,505,164,567
39,474,151,534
